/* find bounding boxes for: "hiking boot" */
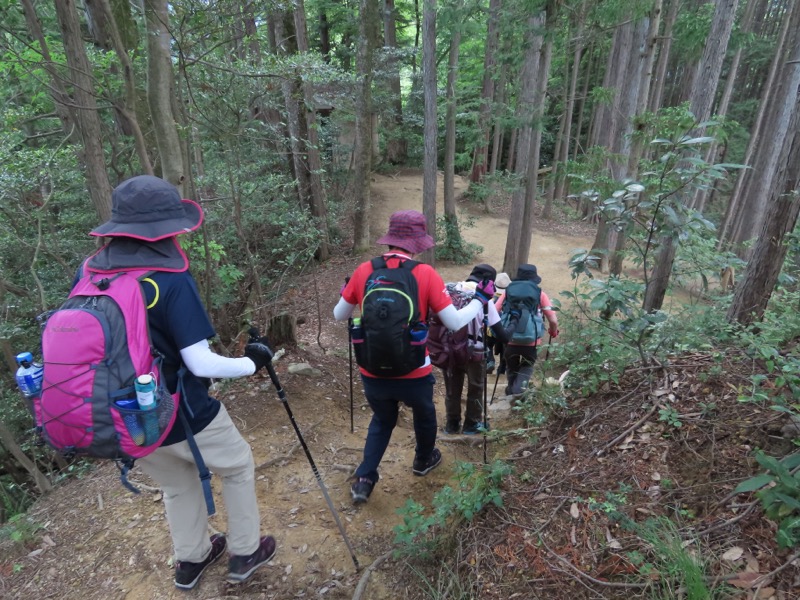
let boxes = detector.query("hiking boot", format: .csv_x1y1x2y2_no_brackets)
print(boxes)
462,421,490,435
350,476,376,504
486,359,495,374
443,420,460,435
226,535,277,584
175,533,227,590
413,448,442,476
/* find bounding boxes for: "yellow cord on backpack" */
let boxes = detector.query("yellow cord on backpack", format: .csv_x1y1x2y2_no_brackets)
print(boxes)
142,278,159,309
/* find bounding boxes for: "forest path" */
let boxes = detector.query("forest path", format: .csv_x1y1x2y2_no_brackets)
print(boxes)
4,170,599,600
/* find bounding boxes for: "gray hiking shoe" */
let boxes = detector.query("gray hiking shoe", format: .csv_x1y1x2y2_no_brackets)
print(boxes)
226,535,277,584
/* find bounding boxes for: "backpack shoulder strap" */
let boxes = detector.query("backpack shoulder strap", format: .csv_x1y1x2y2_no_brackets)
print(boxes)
370,256,388,271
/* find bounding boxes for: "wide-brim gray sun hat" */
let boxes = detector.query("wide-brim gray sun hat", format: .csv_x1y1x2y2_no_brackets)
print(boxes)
90,175,203,242
375,210,435,255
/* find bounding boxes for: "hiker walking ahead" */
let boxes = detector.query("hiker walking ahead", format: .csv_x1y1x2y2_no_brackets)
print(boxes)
433,264,520,435
486,271,511,375
81,176,276,590
333,210,495,504
500,264,559,397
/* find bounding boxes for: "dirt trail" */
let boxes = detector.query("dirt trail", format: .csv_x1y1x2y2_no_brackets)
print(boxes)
3,171,597,600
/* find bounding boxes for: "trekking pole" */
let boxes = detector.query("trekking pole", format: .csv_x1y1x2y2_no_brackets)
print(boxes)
544,333,553,361
249,328,360,571
481,281,489,465
348,317,354,434
490,368,501,404
344,277,354,434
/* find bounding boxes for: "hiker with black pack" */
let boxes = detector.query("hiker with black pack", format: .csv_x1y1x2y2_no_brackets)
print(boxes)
499,264,559,397
333,210,496,504
428,264,520,435
47,176,278,590
485,271,511,375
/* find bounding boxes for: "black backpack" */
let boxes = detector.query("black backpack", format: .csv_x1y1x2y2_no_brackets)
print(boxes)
351,257,427,376
500,280,543,344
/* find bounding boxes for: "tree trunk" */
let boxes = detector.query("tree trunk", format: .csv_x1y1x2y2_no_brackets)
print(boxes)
420,0,437,266
293,0,331,260
143,0,186,191
383,0,408,164
98,0,154,175
644,0,740,312
352,0,379,253
502,11,545,275
0,421,51,494
648,0,679,112
443,2,463,246
53,0,114,222
727,109,800,325
720,2,796,249
470,0,501,188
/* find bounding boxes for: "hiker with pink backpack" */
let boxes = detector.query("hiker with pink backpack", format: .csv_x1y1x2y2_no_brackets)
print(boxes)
39,176,277,590
427,264,521,435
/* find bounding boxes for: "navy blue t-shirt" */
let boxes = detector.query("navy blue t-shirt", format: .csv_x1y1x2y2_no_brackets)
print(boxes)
140,271,219,445
72,268,220,446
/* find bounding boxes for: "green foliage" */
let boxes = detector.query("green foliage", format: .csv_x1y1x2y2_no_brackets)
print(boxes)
393,460,511,558
635,517,722,600
0,514,42,557
434,213,483,264
735,451,800,548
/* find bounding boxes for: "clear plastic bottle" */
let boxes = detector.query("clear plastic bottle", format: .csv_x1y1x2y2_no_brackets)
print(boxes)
15,352,43,399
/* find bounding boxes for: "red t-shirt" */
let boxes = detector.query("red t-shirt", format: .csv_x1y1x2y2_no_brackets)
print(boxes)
342,253,452,378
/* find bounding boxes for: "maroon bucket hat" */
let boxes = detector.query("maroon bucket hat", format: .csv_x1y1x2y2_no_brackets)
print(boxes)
90,175,203,242
376,210,435,255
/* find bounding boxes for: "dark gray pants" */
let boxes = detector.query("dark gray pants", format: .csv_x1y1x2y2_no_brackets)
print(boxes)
504,345,538,395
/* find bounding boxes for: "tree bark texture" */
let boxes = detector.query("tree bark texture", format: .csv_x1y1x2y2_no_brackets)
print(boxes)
53,0,114,222
420,0,437,266
352,0,379,253
502,11,545,275
383,0,408,164
644,0,739,313
470,0,501,188
727,105,800,325
444,3,463,226
143,0,185,190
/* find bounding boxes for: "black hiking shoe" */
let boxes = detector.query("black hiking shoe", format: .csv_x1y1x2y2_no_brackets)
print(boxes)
443,420,460,435
350,476,376,504
226,535,277,584
175,533,227,590
413,448,442,476
462,421,490,435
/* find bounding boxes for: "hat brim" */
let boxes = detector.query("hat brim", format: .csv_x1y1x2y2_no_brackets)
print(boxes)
375,232,435,255
90,199,204,242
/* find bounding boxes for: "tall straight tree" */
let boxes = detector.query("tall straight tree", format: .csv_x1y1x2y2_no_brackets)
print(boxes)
443,0,465,251
420,0,437,265
723,1,800,255
352,0,380,252
727,105,799,325
52,0,113,221
502,8,546,275
644,0,739,312
470,0,501,190
143,0,185,191
383,0,408,164
292,0,331,260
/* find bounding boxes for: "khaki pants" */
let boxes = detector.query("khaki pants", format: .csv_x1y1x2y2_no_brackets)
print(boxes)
138,404,260,562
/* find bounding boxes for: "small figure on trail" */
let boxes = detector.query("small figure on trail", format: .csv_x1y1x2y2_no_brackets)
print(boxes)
75,176,277,590
486,271,511,375
499,264,559,397
334,210,495,504
428,264,520,435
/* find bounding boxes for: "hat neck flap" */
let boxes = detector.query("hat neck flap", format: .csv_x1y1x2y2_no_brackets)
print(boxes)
86,237,190,273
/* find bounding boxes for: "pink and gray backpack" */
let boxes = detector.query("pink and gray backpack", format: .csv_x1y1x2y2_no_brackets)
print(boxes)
38,266,178,462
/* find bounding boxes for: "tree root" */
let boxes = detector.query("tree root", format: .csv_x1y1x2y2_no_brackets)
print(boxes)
352,550,392,600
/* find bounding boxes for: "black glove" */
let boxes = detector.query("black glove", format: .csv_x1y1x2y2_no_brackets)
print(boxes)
245,328,274,372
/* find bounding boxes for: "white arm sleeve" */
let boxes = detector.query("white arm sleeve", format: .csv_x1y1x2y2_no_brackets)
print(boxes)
333,296,356,321
179,339,256,378
436,299,484,331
